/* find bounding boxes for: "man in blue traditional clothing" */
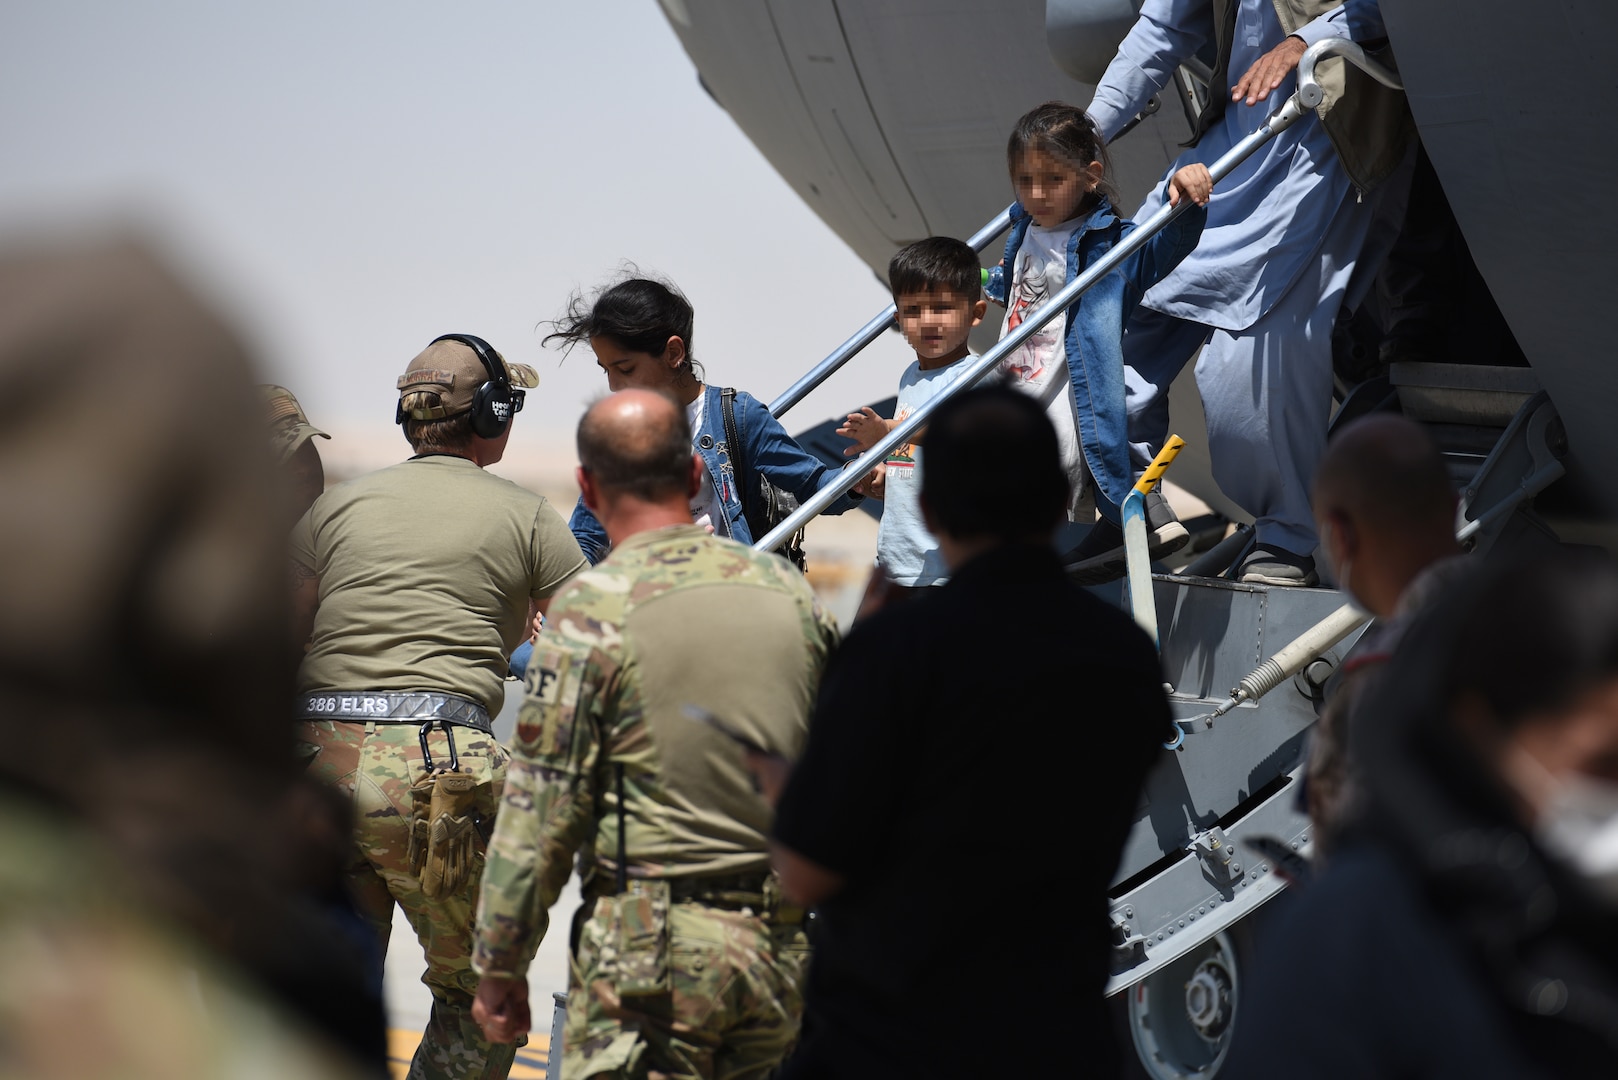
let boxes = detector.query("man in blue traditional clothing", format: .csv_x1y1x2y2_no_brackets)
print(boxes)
1088,0,1411,585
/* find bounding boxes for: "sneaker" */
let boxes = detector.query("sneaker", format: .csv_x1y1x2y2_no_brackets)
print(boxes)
1065,491,1190,585
1237,546,1319,587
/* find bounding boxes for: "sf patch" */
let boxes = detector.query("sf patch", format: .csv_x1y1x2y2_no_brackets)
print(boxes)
530,664,563,707
516,649,582,762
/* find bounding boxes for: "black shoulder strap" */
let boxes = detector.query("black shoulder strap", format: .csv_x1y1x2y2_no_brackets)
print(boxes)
1186,0,1238,146
720,388,754,531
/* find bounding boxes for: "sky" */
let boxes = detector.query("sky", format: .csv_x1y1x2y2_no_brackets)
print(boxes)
0,1,914,480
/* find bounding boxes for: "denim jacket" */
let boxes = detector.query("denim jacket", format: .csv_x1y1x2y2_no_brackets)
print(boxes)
569,384,860,563
984,195,1205,522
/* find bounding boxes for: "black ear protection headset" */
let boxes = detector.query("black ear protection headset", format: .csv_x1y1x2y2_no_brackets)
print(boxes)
396,333,525,438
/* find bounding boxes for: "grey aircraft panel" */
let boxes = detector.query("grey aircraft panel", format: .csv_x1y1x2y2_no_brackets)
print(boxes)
659,0,1191,357
1378,0,1618,518
659,1,902,277
661,0,1193,260
1047,0,1151,86
765,1,932,245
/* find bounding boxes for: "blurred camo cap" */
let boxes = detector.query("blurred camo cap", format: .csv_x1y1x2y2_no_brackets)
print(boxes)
396,337,539,421
260,383,329,463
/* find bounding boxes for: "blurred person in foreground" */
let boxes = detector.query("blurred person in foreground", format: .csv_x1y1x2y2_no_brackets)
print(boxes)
472,389,838,1079
0,238,372,1077
1306,414,1466,854
765,386,1174,1078
291,334,586,1080
1226,553,1618,1078
263,383,331,528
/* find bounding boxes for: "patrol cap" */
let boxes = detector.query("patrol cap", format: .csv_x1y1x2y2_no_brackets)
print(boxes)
260,384,329,463
396,337,540,421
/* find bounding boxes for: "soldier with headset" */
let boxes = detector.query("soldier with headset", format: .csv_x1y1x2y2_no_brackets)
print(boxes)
291,334,587,1080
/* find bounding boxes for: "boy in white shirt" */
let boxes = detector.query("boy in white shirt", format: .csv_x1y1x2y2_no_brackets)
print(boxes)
839,237,985,593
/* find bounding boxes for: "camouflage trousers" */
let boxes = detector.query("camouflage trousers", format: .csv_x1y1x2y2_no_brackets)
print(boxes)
299,719,518,1080
563,892,810,1079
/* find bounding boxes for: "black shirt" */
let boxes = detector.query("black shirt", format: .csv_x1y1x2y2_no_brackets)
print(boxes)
1222,844,1548,1080
773,543,1171,1078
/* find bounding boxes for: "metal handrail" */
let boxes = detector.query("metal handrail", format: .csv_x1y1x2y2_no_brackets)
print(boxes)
754,40,1400,553
767,205,1016,418
1297,37,1403,109
755,98,1306,553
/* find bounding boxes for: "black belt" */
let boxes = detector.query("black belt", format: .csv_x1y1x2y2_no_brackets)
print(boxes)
297,690,493,735
667,871,772,902
584,869,770,904
585,869,804,924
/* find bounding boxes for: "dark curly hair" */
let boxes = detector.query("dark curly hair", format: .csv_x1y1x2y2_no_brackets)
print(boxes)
543,271,704,381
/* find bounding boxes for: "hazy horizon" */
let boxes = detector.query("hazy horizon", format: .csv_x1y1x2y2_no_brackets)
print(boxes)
1,1,916,476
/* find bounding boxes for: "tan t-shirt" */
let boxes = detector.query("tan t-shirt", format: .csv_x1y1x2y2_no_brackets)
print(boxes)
498,526,842,883
291,454,586,716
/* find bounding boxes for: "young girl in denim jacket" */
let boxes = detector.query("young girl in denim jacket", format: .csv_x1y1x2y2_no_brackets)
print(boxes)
985,102,1210,582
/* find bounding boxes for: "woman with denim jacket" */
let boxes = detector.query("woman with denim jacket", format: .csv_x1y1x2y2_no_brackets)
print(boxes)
508,276,863,679
546,275,864,565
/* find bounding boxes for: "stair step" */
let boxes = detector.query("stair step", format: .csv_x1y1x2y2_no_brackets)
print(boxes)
1390,361,1540,427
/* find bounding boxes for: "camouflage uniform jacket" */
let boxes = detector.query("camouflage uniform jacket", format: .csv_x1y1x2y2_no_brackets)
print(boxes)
473,524,839,978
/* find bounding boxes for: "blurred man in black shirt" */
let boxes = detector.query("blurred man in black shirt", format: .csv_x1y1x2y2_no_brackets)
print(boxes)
769,386,1173,1078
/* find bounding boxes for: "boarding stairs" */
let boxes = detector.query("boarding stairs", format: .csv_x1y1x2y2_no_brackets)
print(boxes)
746,38,1568,1080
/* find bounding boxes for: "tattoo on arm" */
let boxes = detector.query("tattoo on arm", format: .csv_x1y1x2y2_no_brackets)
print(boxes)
289,559,317,589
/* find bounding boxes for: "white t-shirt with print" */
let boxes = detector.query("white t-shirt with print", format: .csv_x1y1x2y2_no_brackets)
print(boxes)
687,394,725,534
998,218,1090,517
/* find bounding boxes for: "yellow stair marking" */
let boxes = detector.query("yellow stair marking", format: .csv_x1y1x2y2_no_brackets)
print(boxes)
387,1028,550,1079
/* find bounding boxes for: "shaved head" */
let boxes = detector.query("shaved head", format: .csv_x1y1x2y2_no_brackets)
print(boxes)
577,388,693,502
1314,415,1454,535
1313,414,1461,616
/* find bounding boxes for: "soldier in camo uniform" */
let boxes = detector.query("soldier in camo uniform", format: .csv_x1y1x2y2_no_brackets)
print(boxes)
471,389,839,1079
291,335,586,1080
